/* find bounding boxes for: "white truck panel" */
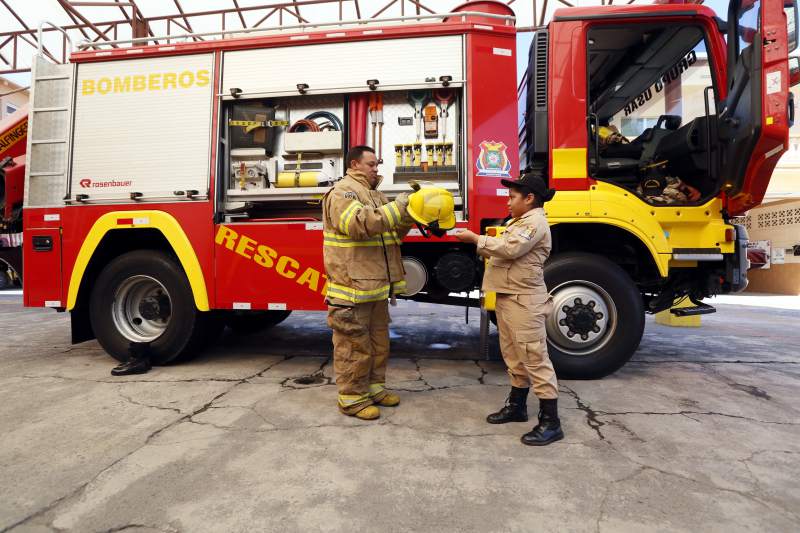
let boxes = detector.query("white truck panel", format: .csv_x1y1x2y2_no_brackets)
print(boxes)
222,35,463,96
70,53,214,201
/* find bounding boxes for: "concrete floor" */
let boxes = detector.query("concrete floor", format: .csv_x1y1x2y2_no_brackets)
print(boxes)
1,292,799,532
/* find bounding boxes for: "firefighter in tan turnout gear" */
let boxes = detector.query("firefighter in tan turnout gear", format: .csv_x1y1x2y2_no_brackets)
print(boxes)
455,170,563,445
322,145,455,420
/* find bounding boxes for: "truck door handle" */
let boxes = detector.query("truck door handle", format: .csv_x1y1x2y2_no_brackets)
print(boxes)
32,236,53,251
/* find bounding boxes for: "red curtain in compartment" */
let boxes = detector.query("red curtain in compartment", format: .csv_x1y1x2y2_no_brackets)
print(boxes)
348,93,369,148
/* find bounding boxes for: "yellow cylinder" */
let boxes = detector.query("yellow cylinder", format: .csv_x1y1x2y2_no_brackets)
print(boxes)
276,171,319,188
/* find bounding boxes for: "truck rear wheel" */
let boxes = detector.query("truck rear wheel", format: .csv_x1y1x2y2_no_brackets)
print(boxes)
89,250,210,364
544,252,644,379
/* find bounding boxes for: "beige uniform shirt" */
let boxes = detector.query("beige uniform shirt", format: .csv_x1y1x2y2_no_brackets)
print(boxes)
479,207,551,295
322,170,411,305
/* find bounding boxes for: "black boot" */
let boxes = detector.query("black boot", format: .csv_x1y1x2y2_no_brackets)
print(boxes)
486,386,529,424
521,398,564,446
111,342,152,376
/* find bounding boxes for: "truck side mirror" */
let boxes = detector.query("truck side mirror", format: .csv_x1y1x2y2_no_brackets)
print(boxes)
790,56,800,86
786,0,799,53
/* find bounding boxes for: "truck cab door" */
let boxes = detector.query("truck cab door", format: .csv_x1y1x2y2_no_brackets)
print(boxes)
720,0,797,215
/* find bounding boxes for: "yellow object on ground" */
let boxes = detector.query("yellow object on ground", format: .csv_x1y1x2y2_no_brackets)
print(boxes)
655,299,702,327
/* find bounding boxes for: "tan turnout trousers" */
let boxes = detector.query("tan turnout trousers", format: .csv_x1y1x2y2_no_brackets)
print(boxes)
327,300,390,414
494,293,558,399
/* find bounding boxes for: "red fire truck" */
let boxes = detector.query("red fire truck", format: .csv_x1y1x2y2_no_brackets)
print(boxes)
0,107,27,289
21,0,796,378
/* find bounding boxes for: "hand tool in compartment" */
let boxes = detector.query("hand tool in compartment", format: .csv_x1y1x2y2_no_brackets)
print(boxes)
369,93,378,150
426,143,436,168
239,161,247,190
423,102,439,139
413,143,422,169
408,90,428,141
395,145,403,168
373,93,385,162
403,144,413,167
433,88,454,142
437,143,445,167
445,143,454,166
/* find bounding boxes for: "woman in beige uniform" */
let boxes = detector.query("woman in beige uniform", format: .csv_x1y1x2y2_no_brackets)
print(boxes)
455,170,562,446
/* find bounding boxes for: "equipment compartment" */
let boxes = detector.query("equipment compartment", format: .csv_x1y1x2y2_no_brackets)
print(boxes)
219,87,464,220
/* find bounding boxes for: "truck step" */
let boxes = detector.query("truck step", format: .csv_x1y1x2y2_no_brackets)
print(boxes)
671,301,716,317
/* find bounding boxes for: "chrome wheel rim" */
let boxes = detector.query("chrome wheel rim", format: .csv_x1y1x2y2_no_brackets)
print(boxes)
546,280,617,356
112,275,171,342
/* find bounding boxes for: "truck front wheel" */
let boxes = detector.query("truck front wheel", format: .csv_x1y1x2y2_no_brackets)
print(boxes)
544,252,644,379
89,250,210,364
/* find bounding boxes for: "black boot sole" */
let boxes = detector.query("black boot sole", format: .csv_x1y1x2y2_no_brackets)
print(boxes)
520,431,564,446
486,415,528,424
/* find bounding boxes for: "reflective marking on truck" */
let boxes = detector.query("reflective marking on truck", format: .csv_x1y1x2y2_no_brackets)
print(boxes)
80,70,210,96
268,303,287,310
68,211,210,311
764,144,784,159
0,120,27,154
233,302,251,310
215,225,329,296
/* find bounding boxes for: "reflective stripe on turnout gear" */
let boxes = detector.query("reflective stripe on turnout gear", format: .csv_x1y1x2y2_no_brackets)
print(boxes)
323,231,402,247
338,200,364,236
326,280,407,303
369,383,386,397
379,201,402,228
338,393,371,407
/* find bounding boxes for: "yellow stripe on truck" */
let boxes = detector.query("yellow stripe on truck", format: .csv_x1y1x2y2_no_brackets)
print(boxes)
66,211,209,311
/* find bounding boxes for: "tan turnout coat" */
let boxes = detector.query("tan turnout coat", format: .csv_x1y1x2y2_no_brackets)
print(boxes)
322,170,411,305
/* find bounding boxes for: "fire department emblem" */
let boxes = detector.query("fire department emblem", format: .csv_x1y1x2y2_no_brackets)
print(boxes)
476,140,511,178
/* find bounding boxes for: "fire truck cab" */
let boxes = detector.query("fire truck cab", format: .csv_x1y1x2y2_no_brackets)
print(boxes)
21,0,796,378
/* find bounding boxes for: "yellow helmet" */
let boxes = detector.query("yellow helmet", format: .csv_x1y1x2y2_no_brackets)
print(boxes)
407,186,456,230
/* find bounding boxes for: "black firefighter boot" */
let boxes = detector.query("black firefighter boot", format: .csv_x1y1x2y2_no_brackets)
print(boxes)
486,386,529,424
521,398,564,446
111,342,153,376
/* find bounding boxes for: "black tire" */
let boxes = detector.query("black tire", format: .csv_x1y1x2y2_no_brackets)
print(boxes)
89,250,210,364
0,265,9,290
544,252,644,379
224,310,292,334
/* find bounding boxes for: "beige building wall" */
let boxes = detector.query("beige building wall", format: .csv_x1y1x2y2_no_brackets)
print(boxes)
0,77,29,121
735,199,800,295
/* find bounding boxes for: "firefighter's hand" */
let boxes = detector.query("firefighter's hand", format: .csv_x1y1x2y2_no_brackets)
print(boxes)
454,229,479,244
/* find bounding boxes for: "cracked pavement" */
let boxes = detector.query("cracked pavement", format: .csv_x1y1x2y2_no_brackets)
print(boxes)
1,293,799,532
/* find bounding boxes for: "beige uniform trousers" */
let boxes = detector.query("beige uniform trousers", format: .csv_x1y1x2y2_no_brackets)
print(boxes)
495,293,558,399
327,300,390,414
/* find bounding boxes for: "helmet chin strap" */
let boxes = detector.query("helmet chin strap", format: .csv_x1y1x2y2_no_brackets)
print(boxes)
415,220,446,239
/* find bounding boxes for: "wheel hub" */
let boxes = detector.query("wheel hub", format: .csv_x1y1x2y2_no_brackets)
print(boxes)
560,297,604,340
139,293,171,321
546,281,616,356
112,275,172,342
